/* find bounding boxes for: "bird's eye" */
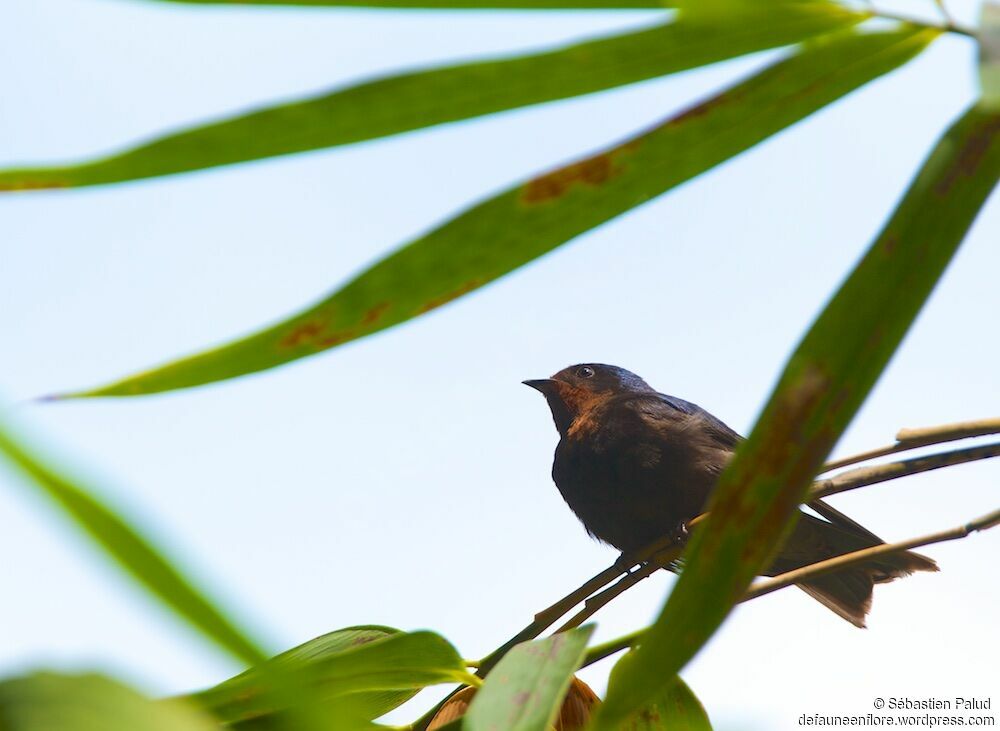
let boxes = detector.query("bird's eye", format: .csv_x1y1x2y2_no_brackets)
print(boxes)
576,366,595,379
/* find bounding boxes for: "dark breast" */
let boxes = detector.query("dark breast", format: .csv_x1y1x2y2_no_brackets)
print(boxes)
551,396,728,553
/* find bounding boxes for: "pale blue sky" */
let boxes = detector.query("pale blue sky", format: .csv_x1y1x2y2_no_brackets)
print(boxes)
1,1,997,728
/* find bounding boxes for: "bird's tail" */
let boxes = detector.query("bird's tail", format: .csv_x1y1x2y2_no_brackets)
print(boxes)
769,513,938,628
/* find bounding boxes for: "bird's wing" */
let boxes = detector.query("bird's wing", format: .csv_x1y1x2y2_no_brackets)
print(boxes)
653,392,744,451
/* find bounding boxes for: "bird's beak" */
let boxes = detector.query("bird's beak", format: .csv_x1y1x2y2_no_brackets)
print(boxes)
522,378,560,396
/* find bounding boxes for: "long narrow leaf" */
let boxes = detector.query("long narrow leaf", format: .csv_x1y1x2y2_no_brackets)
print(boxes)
53,26,937,399
0,673,220,731
464,626,593,731
593,102,1000,729
0,4,860,191
0,418,268,666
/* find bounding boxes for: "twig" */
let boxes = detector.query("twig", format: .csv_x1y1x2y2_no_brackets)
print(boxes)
553,548,679,633
896,418,1000,447
476,533,678,675
933,0,956,27
811,442,1000,500
743,507,1000,601
868,7,976,38
822,417,1000,472
583,507,1000,668
582,628,643,668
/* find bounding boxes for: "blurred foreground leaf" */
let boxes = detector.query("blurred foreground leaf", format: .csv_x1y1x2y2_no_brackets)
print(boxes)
54,26,937,399
0,4,860,191
593,102,1000,728
193,629,475,725
464,626,593,731
0,673,220,731
0,418,268,666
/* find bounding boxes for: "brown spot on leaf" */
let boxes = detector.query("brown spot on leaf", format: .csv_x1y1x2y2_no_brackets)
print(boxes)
639,707,661,722
362,301,390,326
417,279,485,315
316,331,356,349
665,76,761,128
934,116,1000,198
521,142,640,205
350,633,382,647
667,94,733,127
279,321,326,348
512,690,532,707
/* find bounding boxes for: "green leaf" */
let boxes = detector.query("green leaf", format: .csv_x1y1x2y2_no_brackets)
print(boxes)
0,4,860,192
981,1,1000,109
464,626,593,731
0,417,268,666
0,672,220,731
194,629,476,725
54,25,937,399
620,670,711,730
190,626,424,724
592,102,1000,729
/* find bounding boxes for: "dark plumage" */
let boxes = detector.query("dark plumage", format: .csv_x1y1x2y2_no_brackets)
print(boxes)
525,363,937,627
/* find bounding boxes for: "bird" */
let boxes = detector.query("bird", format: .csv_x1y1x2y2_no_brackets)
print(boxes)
524,363,937,627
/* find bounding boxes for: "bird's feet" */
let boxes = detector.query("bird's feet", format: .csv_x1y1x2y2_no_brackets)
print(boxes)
669,521,690,546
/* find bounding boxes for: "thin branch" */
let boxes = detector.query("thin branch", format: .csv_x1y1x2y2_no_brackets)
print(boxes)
822,417,1000,472
811,442,1000,500
583,507,1000,669
896,418,1000,447
744,507,1000,601
475,533,678,675
554,550,678,633
933,0,956,27
582,628,642,668
868,7,976,38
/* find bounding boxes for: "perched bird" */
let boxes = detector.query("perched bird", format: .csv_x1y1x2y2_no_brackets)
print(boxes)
524,363,937,627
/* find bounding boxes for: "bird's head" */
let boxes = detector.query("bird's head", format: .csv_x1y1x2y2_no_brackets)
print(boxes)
523,363,653,434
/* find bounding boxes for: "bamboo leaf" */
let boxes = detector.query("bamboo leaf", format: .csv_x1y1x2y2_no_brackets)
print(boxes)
193,629,476,726
189,626,424,724
53,26,936,399
0,417,268,666
0,4,860,192
0,673,220,731
592,102,1000,729
622,672,711,730
464,626,593,731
